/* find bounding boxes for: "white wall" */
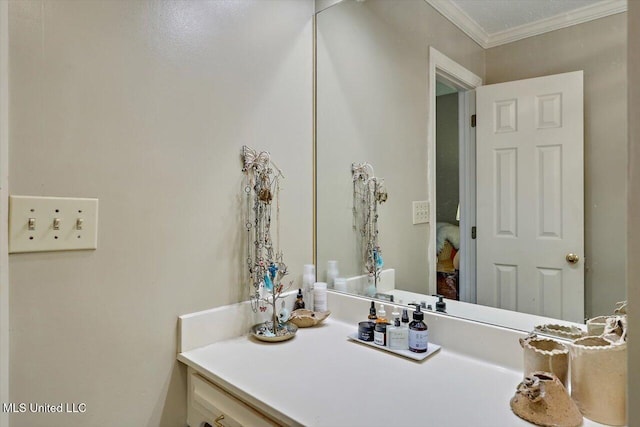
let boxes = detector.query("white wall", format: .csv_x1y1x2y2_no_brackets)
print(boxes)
7,1,313,425
485,13,628,318
627,2,639,424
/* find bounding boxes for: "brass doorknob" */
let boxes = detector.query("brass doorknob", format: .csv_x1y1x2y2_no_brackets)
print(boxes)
566,253,580,264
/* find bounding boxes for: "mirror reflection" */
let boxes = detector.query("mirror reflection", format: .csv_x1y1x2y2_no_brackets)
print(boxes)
315,0,627,330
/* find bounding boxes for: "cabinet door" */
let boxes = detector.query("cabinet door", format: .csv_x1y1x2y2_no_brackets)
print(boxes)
188,370,281,427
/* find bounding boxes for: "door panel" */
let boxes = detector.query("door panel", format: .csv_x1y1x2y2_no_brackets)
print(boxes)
476,71,584,323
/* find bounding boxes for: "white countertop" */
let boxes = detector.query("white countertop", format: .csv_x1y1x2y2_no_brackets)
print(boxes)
179,318,534,427
178,292,609,427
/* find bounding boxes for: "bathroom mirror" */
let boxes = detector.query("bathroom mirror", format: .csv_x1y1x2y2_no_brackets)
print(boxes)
315,0,627,330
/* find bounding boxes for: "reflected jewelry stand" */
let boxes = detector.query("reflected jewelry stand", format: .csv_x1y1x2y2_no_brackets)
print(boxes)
351,162,388,295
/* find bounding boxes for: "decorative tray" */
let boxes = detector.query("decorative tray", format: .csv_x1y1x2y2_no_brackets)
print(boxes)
251,322,298,343
347,333,441,361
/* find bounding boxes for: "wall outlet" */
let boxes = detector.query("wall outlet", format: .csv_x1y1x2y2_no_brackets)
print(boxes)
9,195,99,253
412,201,429,224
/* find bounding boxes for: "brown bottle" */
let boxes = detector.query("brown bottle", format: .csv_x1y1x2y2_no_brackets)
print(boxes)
368,301,377,320
293,289,305,310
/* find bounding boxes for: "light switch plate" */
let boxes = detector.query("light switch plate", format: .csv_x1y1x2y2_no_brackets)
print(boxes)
412,200,429,224
9,195,99,253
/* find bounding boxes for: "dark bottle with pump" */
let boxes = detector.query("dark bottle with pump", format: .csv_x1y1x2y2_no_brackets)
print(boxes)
408,306,428,353
436,295,447,313
293,289,305,310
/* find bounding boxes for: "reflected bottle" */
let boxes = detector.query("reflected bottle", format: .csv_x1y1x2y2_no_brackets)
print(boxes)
326,260,339,288
302,264,315,311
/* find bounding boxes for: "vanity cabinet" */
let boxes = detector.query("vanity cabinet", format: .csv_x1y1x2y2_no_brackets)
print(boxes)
187,367,281,427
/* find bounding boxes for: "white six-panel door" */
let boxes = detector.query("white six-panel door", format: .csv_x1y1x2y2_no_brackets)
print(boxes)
476,71,584,323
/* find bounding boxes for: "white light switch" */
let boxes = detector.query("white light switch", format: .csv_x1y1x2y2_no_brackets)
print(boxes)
9,196,99,253
412,200,429,225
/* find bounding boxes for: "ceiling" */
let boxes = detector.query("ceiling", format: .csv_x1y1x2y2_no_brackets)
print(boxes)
426,0,627,48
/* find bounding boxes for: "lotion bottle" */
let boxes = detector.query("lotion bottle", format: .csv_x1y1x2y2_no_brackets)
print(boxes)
313,282,327,312
388,308,407,349
388,317,408,350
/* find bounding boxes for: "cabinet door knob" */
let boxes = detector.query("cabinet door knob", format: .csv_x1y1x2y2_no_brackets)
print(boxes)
214,414,225,427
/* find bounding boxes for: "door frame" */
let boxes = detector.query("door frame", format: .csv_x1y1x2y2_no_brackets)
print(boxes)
427,47,482,299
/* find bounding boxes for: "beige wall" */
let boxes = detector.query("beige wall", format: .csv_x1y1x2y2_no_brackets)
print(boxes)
6,0,637,425
627,2,639,424
316,0,483,291
484,13,628,318
0,2,8,426
8,1,313,426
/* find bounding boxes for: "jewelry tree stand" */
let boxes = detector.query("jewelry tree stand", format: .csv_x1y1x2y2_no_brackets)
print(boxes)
241,146,295,341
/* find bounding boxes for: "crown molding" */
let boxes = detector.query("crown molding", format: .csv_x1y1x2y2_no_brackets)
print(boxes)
425,0,627,49
425,0,488,48
485,0,627,48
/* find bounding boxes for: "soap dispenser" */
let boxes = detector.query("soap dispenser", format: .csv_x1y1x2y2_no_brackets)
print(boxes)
408,306,428,353
436,295,446,313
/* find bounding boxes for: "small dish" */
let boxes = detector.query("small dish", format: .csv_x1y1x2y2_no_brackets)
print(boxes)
288,309,331,328
251,322,298,342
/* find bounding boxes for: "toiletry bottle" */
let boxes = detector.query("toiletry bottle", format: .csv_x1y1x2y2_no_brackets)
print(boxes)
302,264,315,311
388,308,407,349
391,308,400,322
401,308,410,328
436,295,447,313
313,282,328,312
326,260,339,288
358,321,375,342
334,277,347,292
388,317,408,350
374,322,388,346
368,301,377,321
293,288,305,310
408,306,428,353
376,304,388,324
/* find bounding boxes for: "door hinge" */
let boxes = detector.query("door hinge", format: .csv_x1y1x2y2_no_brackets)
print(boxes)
471,114,476,128
471,226,476,239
